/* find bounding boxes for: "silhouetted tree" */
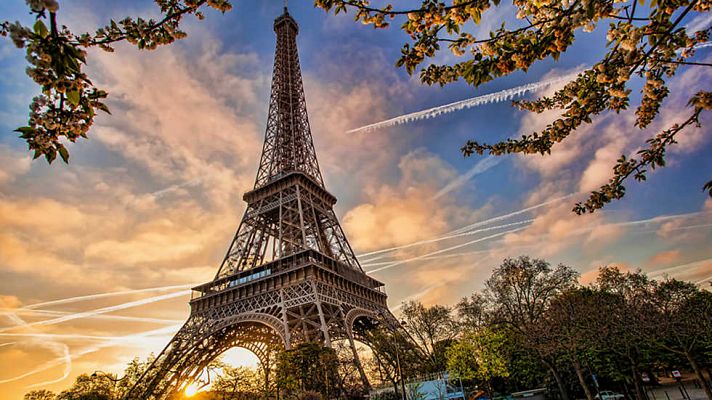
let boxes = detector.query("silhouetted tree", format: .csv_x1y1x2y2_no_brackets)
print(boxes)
24,390,56,400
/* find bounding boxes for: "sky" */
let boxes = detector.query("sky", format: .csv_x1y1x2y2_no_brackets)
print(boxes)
0,1,711,398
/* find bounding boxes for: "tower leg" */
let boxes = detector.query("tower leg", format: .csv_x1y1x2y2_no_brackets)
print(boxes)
347,330,371,391
311,281,331,347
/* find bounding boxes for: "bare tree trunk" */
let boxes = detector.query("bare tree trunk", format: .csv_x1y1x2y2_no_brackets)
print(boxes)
573,358,594,400
543,359,569,400
630,364,646,400
686,352,712,400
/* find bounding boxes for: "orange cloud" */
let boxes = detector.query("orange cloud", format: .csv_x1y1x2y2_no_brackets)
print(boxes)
579,263,633,286
647,250,682,266
0,295,23,309
343,149,459,252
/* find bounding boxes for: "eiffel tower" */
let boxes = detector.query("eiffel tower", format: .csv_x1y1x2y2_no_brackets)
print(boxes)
124,8,393,399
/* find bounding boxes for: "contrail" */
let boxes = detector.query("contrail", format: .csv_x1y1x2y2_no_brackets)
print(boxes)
151,179,201,198
389,253,495,312
648,257,712,278
434,156,501,199
390,284,442,312
361,248,491,267
367,226,528,273
27,342,71,387
347,72,580,134
23,284,193,310
0,308,183,325
450,193,578,235
0,332,162,341
358,219,533,258
686,14,712,33
0,290,190,332
0,324,182,386
366,211,705,274
0,306,72,388
348,41,712,135
358,193,575,260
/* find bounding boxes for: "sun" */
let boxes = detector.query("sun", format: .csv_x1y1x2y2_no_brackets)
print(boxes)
184,382,201,397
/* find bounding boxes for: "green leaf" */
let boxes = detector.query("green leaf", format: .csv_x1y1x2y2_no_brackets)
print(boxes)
45,150,56,164
67,90,80,106
15,126,34,134
58,145,69,163
96,102,111,115
33,20,49,38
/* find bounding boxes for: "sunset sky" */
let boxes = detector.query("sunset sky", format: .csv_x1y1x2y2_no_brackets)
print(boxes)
1,1,711,398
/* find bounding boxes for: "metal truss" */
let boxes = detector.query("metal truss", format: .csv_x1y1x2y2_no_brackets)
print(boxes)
255,9,323,188
122,9,395,400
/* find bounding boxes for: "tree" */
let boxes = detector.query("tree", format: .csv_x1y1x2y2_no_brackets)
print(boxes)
400,300,458,372
113,354,157,398
24,390,56,400
455,293,488,331
544,287,618,400
592,266,657,400
446,327,509,393
210,365,261,400
56,373,115,400
274,342,340,399
2,1,710,211
484,256,578,400
362,325,426,397
652,278,712,400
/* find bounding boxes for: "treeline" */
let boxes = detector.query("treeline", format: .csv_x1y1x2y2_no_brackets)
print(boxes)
364,257,712,400
23,256,712,400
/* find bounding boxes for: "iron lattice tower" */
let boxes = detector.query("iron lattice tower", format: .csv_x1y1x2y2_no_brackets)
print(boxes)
124,9,393,399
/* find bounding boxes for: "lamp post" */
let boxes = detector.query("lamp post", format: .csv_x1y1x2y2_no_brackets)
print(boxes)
91,370,127,395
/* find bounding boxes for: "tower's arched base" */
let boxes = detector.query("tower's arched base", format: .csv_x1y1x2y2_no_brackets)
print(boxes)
123,271,394,400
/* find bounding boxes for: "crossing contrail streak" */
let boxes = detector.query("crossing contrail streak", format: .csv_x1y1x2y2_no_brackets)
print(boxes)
366,211,705,274
450,193,578,235
0,331,165,341
0,308,183,325
0,324,182,386
23,284,193,310
361,248,491,267
368,226,528,273
0,307,72,388
358,194,575,260
647,257,712,278
0,290,190,332
29,343,71,387
358,219,534,258
434,156,502,199
347,72,580,134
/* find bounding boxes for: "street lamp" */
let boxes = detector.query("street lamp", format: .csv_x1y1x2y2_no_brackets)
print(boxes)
91,371,127,395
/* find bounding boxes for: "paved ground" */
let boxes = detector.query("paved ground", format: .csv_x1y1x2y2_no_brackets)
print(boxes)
646,381,710,400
